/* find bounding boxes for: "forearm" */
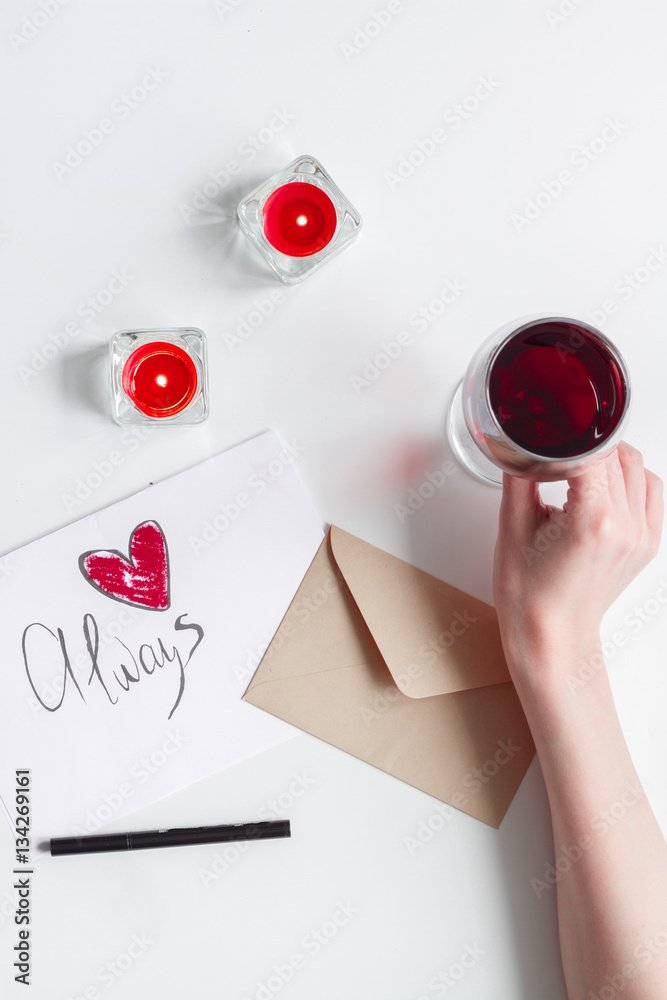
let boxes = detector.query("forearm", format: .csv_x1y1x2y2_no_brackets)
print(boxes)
505,628,667,1000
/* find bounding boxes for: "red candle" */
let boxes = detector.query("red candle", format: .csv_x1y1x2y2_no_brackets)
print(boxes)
262,182,337,257
122,341,199,418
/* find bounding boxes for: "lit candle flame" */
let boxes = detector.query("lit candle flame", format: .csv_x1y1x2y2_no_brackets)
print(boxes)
156,374,168,387
296,215,308,226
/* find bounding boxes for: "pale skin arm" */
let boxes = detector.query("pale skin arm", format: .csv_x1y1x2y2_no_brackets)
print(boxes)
493,442,667,999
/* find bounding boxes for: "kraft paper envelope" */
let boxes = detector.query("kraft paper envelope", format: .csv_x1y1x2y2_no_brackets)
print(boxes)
243,526,536,828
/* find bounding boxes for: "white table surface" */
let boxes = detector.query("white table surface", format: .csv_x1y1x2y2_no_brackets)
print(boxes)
2,2,667,997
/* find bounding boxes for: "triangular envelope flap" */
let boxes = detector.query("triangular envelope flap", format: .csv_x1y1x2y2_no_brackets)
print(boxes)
329,526,511,698
243,532,387,693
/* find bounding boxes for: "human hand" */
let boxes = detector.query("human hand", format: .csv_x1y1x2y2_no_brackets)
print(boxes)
492,442,663,673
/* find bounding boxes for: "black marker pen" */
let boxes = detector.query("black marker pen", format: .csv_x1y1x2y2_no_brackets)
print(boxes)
49,820,290,856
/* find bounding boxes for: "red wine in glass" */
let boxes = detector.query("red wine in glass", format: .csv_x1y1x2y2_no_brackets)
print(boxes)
447,315,631,485
488,320,628,459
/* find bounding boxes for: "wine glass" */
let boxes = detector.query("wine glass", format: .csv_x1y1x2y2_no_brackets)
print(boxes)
446,315,631,487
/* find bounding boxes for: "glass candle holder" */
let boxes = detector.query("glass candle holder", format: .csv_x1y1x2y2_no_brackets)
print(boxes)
111,328,209,426
237,154,362,284
446,315,631,486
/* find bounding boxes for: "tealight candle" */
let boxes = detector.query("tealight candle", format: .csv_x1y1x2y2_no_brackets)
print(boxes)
262,182,338,257
238,154,362,284
122,341,198,418
110,329,209,426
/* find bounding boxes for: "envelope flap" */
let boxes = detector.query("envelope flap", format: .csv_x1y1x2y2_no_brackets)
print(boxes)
329,526,510,698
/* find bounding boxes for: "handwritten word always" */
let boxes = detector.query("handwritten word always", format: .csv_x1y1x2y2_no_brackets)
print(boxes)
22,613,204,720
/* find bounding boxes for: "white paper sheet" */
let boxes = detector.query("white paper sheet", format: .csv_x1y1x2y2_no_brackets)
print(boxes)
0,431,323,852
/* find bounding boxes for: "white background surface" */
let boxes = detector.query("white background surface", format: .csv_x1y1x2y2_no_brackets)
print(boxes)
1,1,667,997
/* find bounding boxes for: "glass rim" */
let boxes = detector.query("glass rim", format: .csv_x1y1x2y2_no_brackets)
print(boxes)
481,315,632,463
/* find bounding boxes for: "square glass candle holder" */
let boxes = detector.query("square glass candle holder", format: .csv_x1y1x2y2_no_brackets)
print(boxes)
110,328,209,426
237,154,362,284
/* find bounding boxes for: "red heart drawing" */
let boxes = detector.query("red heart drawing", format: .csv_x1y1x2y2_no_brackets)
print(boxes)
79,520,170,611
